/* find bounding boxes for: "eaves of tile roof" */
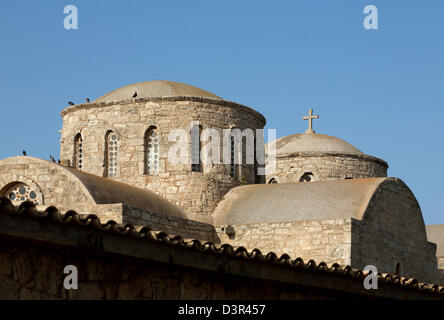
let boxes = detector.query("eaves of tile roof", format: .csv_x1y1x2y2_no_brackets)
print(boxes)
0,196,443,300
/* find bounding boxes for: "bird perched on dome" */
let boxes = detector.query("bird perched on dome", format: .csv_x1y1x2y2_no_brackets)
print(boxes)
49,156,56,162
68,101,75,106
22,150,27,156
132,91,137,98
86,98,90,103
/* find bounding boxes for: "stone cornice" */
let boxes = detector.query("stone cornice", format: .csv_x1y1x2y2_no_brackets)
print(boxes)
270,151,389,168
60,96,266,127
0,197,442,299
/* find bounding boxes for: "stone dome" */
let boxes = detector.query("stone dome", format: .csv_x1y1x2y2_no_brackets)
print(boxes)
0,156,187,219
267,133,363,156
214,178,391,225
265,132,388,183
94,80,221,103
60,80,266,220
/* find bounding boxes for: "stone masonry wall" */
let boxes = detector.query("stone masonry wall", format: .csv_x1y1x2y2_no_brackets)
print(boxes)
0,237,361,300
436,258,444,285
266,152,387,184
90,204,218,242
60,97,265,221
351,179,437,283
0,157,92,214
217,219,352,266
0,157,218,242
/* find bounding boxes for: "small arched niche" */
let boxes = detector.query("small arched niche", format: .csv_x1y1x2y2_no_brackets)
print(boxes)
105,130,119,177
73,133,83,170
0,181,42,206
144,126,160,175
190,124,202,173
299,172,315,183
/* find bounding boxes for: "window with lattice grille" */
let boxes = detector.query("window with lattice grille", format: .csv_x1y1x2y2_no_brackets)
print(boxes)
5,183,39,205
145,128,159,175
106,131,119,177
191,124,201,172
74,134,83,170
230,136,236,178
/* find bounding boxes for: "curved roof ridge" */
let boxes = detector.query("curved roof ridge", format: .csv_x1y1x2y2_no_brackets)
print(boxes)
63,166,186,218
266,133,363,155
0,156,96,205
213,177,389,226
1,197,442,293
0,156,186,219
93,80,221,103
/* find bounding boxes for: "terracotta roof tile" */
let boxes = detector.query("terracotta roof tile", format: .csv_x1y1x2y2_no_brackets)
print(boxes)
0,196,443,296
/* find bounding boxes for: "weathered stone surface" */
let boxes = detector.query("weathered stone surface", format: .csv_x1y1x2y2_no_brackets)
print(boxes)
0,157,218,242
217,219,352,266
266,152,387,184
215,178,437,283
59,96,265,220
0,80,439,296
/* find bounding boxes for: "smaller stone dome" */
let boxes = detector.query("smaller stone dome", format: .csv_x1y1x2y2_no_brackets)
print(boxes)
94,80,221,103
265,132,388,183
268,133,362,156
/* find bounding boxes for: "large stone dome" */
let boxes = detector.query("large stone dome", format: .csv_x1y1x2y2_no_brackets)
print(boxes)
60,80,266,220
94,80,221,103
268,133,363,156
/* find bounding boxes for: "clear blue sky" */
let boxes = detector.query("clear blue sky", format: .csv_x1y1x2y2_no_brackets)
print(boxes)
0,1,443,224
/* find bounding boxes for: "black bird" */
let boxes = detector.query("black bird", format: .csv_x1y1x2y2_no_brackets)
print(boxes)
86,98,90,103
68,101,75,106
22,150,27,156
50,156,56,162
132,91,137,98
57,159,61,164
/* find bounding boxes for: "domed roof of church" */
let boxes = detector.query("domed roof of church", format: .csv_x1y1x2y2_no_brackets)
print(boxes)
267,133,363,156
0,156,187,219
94,80,221,103
213,178,411,226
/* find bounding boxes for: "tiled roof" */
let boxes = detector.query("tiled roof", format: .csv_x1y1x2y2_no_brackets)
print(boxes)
0,196,443,296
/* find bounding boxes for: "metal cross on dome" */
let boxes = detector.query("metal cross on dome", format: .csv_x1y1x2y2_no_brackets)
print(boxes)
303,108,319,134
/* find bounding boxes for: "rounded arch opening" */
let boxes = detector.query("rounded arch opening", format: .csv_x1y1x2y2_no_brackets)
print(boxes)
191,123,202,173
299,172,315,183
104,130,120,178
0,181,43,206
144,126,160,175
73,133,83,170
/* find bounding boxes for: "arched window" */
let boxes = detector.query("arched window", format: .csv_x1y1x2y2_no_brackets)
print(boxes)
74,133,83,170
3,183,39,205
230,136,236,178
268,178,278,184
145,127,159,175
191,124,202,172
240,129,254,183
299,172,315,182
253,135,258,183
105,131,119,177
